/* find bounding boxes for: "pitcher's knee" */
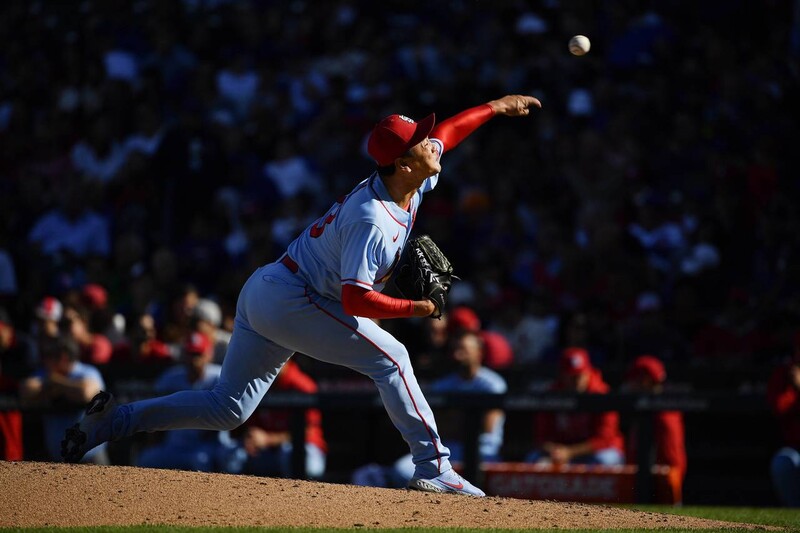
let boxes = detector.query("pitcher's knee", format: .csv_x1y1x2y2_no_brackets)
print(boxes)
371,342,412,381
772,448,800,476
207,390,252,430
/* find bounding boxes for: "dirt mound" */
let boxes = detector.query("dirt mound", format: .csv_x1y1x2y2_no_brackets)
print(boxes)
0,461,769,529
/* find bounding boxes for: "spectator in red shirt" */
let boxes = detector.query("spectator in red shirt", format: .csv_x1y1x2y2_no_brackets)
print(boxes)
110,313,174,380
624,355,687,504
448,306,514,370
0,308,32,461
767,351,800,507
526,347,624,465
235,358,326,479
64,304,112,366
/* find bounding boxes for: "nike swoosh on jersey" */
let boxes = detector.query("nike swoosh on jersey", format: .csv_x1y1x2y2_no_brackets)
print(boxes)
392,232,400,242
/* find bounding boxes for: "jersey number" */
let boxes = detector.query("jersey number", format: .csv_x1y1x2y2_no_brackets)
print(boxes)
309,200,342,238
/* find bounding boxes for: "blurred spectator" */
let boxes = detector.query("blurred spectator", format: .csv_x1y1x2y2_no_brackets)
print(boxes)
411,313,451,377
80,282,126,346
0,307,37,383
157,283,200,344
353,330,506,488
0,247,17,302
679,223,721,278
19,335,108,463
262,139,324,202
135,332,241,473
493,290,559,367
270,193,318,250
447,305,515,370
428,330,508,463
80,283,108,311
234,359,326,479
33,296,63,341
122,103,166,159
64,304,112,366
153,102,225,243
627,191,687,274
193,298,232,364
0,308,32,460
26,181,110,260
624,355,687,504
215,55,260,120
526,347,624,465
70,116,130,183
617,291,687,363
120,313,174,378
0,370,22,460
691,287,772,362
767,350,800,507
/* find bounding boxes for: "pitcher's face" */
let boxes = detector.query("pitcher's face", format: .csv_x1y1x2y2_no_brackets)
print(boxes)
401,138,441,178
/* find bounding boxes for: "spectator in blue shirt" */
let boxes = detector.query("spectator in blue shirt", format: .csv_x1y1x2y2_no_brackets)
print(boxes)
19,335,108,463
353,330,507,487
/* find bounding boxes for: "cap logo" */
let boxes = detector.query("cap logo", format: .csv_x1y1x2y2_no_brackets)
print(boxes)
397,115,414,124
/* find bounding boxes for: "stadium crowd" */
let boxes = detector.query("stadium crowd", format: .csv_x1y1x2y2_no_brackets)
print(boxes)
0,0,799,505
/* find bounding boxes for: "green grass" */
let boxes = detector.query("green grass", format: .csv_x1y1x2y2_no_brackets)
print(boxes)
627,504,800,529
2,506,798,532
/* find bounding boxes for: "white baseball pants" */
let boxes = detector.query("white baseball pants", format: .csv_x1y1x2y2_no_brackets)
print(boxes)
112,261,451,479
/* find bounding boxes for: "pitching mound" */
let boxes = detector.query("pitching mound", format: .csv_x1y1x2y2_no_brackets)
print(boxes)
0,461,768,529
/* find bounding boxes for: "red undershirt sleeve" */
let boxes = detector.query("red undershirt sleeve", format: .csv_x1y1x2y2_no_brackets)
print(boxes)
341,284,415,319
430,103,495,153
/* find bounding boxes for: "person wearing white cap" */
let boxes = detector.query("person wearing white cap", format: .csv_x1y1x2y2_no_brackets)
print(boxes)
34,296,63,341
193,298,232,364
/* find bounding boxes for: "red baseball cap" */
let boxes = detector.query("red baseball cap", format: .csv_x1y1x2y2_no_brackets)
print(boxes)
367,113,436,166
448,306,481,333
628,354,667,383
560,347,592,376
480,330,514,370
82,283,108,309
184,332,211,355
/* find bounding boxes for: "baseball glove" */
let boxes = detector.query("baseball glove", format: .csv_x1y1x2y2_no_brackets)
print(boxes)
384,234,457,319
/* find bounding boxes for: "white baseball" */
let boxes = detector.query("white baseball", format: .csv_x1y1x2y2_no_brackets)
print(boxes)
569,35,591,56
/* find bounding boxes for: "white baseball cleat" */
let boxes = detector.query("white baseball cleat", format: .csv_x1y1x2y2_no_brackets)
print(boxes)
408,469,486,497
61,391,117,463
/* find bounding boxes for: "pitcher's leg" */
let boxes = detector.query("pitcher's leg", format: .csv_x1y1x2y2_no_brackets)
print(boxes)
364,335,450,478
771,447,800,507
112,316,292,439
62,265,301,463
253,289,451,479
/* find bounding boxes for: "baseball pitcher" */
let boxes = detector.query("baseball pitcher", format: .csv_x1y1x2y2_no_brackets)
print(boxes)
62,94,541,496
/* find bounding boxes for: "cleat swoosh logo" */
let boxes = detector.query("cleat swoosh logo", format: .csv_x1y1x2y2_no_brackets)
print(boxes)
441,480,464,490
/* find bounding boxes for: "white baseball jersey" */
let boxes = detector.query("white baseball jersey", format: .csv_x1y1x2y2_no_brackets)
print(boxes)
287,138,444,300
